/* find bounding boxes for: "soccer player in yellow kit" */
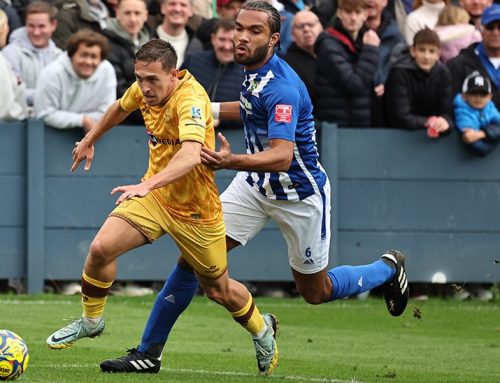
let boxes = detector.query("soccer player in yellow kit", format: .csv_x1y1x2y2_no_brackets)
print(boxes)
46,39,278,375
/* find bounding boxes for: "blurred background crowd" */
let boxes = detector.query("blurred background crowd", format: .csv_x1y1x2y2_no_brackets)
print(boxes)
2,0,500,155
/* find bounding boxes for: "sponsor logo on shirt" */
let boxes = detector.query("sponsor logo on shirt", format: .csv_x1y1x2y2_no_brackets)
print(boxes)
191,106,202,119
275,104,292,123
146,130,180,146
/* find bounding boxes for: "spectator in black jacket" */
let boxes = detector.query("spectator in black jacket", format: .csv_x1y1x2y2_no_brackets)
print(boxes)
314,0,380,127
384,28,453,134
101,0,150,124
181,18,243,129
447,4,500,109
284,10,323,107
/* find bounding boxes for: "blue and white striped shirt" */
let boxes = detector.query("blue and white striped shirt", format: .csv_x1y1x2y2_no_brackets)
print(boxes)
239,54,327,201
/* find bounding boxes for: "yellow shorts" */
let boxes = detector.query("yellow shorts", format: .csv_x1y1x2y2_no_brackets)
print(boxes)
110,192,227,279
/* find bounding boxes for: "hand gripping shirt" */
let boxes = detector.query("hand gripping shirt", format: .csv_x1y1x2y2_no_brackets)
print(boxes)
120,70,223,225
239,54,327,201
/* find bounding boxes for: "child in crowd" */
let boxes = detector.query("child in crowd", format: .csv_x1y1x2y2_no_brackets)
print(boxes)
454,71,500,156
384,27,453,134
434,5,482,64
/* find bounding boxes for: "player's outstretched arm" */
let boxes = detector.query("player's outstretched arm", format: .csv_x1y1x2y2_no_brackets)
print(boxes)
71,100,130,172
201,132,293,172
212,101,241,120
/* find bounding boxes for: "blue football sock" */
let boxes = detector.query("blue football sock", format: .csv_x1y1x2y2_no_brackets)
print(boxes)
327,260,395,300
138,264,198,357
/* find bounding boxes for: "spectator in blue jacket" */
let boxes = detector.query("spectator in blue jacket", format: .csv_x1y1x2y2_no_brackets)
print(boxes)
454,71,500,156
447,4,500,109
366,0,405,94
366,0,405,125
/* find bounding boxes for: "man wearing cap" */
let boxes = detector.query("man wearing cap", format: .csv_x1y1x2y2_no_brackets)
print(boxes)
454,70,500,155
448,4,500,108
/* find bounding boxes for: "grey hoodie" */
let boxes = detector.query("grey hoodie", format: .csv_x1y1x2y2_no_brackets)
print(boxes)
0,53,27,121
34,53,116,129
3,27,62,106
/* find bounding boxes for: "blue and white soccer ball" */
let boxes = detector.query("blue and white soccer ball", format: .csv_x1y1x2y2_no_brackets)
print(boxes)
0,330,29,381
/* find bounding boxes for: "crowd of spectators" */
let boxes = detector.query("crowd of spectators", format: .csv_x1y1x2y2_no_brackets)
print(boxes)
2,0,500,156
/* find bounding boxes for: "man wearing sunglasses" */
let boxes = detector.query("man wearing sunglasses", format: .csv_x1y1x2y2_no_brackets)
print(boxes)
448,4,500,108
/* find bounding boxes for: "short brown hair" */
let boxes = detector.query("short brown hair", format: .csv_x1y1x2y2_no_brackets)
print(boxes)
212,18,236,34
337,0,369,12
135,39,178,72
26,1,58,22
117,0,148,6
413,28,441,48
66,30,109,59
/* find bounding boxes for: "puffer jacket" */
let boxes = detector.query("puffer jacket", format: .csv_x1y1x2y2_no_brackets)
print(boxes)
314,18,379,127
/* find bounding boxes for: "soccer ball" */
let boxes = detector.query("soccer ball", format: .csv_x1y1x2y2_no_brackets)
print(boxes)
0,330,29,381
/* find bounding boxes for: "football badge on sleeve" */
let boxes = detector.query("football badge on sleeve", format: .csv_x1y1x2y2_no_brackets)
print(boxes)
275,105,292,123
191,106,202,119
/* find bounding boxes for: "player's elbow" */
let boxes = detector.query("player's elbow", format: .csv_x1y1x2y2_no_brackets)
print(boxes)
274,154,293,172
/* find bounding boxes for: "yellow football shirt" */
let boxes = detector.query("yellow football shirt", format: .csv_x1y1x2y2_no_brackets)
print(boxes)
119,70,222,225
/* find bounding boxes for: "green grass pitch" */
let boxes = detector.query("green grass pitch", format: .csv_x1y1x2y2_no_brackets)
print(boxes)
1,294,499,383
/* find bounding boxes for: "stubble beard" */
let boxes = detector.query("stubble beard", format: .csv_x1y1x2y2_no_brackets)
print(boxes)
235,43,270,67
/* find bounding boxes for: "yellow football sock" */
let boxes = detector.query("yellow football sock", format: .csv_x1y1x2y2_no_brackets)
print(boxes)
81,272,113,319
231,294,266,338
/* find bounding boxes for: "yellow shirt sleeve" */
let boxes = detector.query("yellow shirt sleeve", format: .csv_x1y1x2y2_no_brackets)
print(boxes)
119,82,142,112
176,91,208,144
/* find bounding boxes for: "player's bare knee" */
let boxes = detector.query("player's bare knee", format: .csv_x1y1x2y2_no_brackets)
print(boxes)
299,287,330,305
88,238,113,266
302,293,324,305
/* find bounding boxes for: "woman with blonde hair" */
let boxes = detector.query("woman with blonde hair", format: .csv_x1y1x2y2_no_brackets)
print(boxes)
434,4,482,63
0,8,27,121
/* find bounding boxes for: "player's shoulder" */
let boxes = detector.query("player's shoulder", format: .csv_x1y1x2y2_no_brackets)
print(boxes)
179,70,207,95
267,56,301,88
262,71,301,100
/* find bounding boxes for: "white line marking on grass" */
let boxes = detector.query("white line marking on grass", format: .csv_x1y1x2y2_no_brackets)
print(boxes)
163,367,364,383
39,364,363,383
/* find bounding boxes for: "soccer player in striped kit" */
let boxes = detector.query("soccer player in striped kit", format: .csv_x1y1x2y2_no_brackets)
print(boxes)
100,0,409,374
